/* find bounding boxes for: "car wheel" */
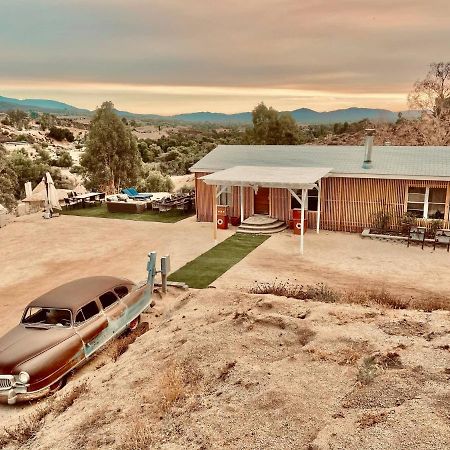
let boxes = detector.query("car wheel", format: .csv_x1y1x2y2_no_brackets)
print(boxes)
49,376,67,393
129,315,140,331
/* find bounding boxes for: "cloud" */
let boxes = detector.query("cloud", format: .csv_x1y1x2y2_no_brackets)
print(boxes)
0,0,449,112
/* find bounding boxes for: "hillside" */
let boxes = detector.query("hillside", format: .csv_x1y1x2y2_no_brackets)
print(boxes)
2,288,448,449
0,95,416,124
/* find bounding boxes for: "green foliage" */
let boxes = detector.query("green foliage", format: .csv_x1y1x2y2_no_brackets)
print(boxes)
35,147,51,164
245,102,299,144
38,113,57,131
6,110,30,129
372,209,392,231
53,150,73,168
400,212,417,234
136,168,174,192
70,165,83,174
48,126,75,142
429,219,444,235
0,145,18,210
81,101,142,192
13,133,35,143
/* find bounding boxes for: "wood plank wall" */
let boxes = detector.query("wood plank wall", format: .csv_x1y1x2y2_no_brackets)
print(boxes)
195,173,450,232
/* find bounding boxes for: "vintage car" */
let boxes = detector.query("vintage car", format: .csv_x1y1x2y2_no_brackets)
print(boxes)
0,275,153,404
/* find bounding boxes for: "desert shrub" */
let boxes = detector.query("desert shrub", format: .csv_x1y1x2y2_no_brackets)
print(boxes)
107,322,149,362
372,209,392,231
410,295,449,312
35,147,51,163
52,150,73,168
137,169,174,193
305,283,340,303
120,420,154,450
429,219,444,236
400,212,417,234
357,356,379,385
51,380,89,415
70,164,83,174
160,363,186,411
178,183,194,193
358,412,387,428
48,126,75,142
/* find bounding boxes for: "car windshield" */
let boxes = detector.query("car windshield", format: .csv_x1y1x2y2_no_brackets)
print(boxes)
22,307,72,328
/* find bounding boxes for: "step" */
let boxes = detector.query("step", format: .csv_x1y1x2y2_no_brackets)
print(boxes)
242,215,279,226
237,224,288,235
238,220,286,231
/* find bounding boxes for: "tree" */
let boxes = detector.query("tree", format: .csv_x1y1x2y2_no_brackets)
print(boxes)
408,62,450,118
53,150,73,168
48,126,74,142
246,103,299,144
39,113,56,131
6,109,30,129
136,167,174,193
0,145,18,210
81,101,142,193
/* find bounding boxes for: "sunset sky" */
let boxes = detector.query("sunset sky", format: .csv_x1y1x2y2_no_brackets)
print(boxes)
1,0,449,114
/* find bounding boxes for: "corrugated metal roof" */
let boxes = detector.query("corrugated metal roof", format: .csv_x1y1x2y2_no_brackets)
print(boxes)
190,145,450,180
201,166,331,189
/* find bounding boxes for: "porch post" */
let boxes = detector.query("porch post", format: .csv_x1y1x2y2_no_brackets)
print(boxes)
301,188,306,255
316,179,321,234
240,185,245,223
212,185,218,242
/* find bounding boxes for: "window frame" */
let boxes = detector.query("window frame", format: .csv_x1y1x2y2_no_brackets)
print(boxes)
74,300,101,326
99,290,119,311
406,186,447,220
218,185,233,208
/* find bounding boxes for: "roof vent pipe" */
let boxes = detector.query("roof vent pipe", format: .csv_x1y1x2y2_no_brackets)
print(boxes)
362,128,376,169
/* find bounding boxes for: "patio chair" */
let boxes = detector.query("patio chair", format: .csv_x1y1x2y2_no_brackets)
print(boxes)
122,188,152,200
433,229,450,252
407,226,426,249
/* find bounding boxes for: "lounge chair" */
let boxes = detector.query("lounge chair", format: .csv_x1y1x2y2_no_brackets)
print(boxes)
433,229,450,252
121,188,153,201
407,226,426,249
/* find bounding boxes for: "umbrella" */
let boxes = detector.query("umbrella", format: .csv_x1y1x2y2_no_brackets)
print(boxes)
44,172,62,212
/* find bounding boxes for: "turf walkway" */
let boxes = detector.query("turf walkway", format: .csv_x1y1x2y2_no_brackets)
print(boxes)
168,233,270,288
61,205,194,223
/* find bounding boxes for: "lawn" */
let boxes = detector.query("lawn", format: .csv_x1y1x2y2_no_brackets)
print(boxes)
168,233,270,288
61,205,194,223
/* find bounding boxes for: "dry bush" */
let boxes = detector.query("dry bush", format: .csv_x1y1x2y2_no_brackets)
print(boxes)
160,363,186,411
357,356,379,386
373,352,403,369
51,380,89,415
120,420,154,450
0,405,50,447
358,411,387,428
72,407,112,449
107,322,149,362
343,288,410,309
297,326,316,346
411,296,449,312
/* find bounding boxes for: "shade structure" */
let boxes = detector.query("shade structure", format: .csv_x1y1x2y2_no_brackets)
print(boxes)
200,166,331,189
44,172,62,211
74,183,87,194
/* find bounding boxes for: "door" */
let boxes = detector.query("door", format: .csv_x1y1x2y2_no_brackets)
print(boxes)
254,188,270,214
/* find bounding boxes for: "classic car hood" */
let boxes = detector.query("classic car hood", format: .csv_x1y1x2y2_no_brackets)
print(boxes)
0,325,76,374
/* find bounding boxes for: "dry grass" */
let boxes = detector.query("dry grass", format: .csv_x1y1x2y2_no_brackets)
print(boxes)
51,380,89,415
71,407,113,449
249,280,449,312
297,326,316,346
160,363,187,411
357,356,379,386
358,411,388,428
106,322,149,362
120,420,154,450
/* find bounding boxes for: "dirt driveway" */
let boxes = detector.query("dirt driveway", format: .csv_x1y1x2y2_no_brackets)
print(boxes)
215,229,450,300
0,214,232,336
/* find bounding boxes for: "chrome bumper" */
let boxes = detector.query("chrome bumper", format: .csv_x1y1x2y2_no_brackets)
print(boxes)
0,386,49,405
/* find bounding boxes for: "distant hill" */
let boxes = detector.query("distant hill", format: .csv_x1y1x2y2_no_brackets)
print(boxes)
0,94,417,124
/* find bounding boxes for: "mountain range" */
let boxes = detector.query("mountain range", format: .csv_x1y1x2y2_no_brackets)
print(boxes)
0,95,415,124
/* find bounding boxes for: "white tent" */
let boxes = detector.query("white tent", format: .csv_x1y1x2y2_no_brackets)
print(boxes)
44,172,62,212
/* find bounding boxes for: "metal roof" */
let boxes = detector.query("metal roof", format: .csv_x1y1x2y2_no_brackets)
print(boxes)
190,145,450,180
28,276,134,313
201,166,331,189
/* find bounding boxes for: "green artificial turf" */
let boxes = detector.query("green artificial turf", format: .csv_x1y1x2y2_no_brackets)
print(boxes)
168,233,270,288
61,205,194,223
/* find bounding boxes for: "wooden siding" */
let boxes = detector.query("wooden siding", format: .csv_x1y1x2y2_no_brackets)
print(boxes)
195,173,450,232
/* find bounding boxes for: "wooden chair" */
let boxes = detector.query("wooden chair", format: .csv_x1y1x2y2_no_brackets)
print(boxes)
407,226,426,249
433,229,450,252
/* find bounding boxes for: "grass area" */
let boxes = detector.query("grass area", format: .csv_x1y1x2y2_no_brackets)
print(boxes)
168,233,270,288
61,205,194,223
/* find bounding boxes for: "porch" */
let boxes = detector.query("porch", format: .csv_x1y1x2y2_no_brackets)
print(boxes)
200,165,331,254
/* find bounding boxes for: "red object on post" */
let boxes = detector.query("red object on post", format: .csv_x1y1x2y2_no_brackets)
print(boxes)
292,208,308,235
217,205,229,229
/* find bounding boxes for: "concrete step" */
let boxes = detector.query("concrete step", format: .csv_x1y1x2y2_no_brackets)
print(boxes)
238,220,286,231
237,224,288,235
242,215,279,226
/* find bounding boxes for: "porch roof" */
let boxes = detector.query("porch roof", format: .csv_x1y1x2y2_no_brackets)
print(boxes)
200,165,331,189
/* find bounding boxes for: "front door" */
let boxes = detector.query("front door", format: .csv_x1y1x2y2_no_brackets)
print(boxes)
254,188,269,214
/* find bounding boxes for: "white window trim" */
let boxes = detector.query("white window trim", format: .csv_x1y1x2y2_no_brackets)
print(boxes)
407,186,447,219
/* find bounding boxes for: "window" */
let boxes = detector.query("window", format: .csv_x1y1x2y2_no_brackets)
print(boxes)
75,301,100,325
290,189,319,211
22,307,72,327
406,187,447,219
114,286,129,299
99,291,118,309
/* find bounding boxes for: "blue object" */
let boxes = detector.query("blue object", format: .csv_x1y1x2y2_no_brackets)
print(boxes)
121,188,153,200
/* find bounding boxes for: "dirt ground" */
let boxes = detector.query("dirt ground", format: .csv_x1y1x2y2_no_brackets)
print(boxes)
215,229,450,300
1,288,449,449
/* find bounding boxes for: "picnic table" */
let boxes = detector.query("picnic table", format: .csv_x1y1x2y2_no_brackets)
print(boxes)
72,192,105,208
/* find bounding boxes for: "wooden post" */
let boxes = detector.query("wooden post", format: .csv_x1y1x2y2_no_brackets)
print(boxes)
240,185,244,223
316,179,321,234
213,185,218,242
301,188,306,255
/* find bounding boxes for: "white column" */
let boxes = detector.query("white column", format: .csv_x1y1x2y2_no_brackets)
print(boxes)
240,185,245,223
301,188,306,255
316,179,321,234
213,185,218,242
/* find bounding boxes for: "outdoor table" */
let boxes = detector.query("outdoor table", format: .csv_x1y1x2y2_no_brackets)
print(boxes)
72,192,105,208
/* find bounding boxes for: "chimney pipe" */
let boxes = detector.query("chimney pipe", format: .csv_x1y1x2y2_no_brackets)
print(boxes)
362,129,375,169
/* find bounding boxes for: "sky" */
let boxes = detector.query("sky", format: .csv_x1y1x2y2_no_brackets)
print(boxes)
1,0,450,115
